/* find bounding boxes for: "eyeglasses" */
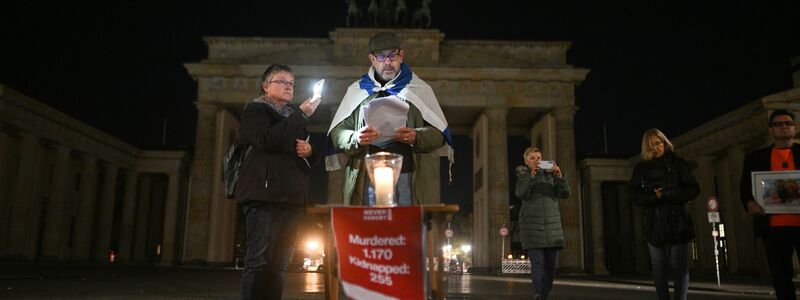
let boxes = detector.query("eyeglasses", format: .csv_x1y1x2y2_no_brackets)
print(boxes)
770,121,796,127
270,79,294,88
371,50,401,62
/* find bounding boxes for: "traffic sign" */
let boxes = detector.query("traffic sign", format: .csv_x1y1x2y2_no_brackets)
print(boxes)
707,196,719,212
444,229,454,238
499,227,508,236
708,212,721,223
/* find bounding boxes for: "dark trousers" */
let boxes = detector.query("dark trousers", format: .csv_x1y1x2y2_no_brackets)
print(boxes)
647,243,689,300
527,248,559,297
763,227,800,300
241,202,301,300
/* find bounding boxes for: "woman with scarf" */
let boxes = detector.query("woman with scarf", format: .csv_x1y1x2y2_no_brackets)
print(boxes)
235,64,320,300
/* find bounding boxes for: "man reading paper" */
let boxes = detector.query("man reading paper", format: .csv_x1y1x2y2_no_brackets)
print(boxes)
328,31,452,206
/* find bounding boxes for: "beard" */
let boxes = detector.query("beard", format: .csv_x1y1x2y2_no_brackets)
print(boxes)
377,66,398,81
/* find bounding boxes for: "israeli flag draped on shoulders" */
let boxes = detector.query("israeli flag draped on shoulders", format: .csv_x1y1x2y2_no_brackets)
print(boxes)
326,63,454,171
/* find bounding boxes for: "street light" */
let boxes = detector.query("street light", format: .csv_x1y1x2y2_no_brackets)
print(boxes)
442,244,452,253
306,240,320,252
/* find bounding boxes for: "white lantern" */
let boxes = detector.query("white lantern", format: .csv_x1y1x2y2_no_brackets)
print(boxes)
364,152,403,207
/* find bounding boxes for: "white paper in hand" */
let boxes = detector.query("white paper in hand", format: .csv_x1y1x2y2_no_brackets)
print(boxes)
364,96,409,145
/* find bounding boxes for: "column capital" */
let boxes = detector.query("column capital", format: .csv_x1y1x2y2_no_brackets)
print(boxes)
551,105,579,116
18,131,40,141
727,144,747,152
82,154,98,164
694,155,716,163
51,143,71,153
195,102,221,113
166,171,180,181
103,161,118,172
726,146,747,161
483,107,508,117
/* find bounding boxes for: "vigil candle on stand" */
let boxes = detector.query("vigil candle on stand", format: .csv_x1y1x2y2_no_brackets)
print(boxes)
374,166,395,207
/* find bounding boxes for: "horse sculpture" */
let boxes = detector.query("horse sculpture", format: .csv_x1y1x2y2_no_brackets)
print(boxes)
345,0,362,27
394,0,408,27
412,0,432,28
367,0,379,27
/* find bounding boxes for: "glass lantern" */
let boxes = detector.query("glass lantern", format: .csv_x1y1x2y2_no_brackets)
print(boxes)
364,152,403,207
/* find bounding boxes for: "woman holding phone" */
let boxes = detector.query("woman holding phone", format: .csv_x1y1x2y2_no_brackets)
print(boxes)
514,146,571,300
628,128,699,300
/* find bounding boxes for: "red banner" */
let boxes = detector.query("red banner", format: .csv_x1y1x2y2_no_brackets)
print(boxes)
332,206,425,300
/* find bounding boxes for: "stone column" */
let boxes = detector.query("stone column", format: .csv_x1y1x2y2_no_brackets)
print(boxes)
159,172,181,265
471,114,490,272
725,146,758,274
631,193,648,274
692,156,717,275
552,106,583,271
93,163,118,262
133,176,152,263
484,108,509,270
71,155,99,261
184,103,220,262
117,171,138,263
40,144,72,260
207,108,232,263
587,180,608,274
7,132,43,260
0,128,12,256
714,147,753,274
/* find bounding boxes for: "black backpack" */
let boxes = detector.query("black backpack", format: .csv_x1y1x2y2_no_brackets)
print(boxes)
223,100,255,199
223,141,251,199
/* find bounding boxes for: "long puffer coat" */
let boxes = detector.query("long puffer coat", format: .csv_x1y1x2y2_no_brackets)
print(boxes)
514,166,571,250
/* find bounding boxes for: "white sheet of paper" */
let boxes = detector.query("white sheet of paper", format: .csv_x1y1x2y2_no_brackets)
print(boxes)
364,96,409,145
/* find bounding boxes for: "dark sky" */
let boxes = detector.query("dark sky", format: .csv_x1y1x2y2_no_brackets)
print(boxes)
2,0,799,158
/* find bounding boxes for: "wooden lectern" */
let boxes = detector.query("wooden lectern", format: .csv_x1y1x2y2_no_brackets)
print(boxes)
307,204,459,300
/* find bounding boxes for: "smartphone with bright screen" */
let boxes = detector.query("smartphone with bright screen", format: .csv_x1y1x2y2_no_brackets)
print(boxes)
538,160,554,170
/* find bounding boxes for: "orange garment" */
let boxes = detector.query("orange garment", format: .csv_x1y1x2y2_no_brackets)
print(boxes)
769,147,800,227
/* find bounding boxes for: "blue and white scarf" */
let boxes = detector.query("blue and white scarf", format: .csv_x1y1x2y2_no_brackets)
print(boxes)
326,63,453,171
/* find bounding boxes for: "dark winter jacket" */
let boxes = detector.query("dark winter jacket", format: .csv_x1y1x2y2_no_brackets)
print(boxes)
628,151,699,246
235,99,317,205
514,166,571,249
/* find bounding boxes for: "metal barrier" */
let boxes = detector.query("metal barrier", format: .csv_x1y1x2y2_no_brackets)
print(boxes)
443,259,463,274
501,259,531,274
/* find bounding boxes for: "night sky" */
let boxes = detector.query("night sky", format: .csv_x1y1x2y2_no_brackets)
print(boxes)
2,1,799,157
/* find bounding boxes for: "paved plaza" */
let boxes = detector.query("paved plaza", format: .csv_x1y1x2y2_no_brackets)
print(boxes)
0,263,791,299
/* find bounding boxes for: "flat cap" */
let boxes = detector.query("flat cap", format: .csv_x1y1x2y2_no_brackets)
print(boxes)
368,32,402,53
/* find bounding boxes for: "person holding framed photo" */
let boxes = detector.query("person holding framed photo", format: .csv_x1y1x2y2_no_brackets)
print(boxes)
740,109,800,300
